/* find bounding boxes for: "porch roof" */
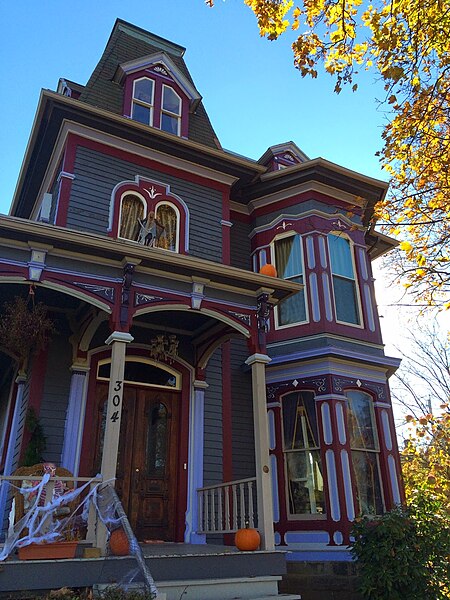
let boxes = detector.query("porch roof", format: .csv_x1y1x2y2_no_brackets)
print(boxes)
0,215,301,302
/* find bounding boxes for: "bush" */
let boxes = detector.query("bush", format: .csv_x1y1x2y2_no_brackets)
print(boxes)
350,492,450,600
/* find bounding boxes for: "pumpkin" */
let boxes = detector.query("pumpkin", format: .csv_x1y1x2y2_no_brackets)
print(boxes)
109,527,130,556
259,263,277,278
235,526,261,551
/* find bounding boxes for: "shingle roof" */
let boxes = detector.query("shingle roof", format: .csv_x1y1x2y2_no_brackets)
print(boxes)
78,19,220,149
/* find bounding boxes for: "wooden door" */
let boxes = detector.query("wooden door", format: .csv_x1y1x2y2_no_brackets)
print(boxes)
93,384,180,541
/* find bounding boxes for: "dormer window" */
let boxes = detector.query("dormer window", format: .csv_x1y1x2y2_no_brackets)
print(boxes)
161,85,181,135
117,52,202,139
131,78,154,125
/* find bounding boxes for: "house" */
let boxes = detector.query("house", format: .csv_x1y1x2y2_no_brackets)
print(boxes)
0,17,403,583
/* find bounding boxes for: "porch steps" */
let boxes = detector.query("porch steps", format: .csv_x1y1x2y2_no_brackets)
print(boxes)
0,545,300,599
95,578,301,600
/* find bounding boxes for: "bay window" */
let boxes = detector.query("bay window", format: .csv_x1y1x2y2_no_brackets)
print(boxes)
282,391,325,516
328,234,360,325
346,390,384,515
274,234,307,326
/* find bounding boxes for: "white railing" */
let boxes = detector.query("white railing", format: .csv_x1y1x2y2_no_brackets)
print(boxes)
0,474,102,544
197,477,257,534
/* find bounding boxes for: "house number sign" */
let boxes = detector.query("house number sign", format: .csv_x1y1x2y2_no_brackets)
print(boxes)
110,380,123,423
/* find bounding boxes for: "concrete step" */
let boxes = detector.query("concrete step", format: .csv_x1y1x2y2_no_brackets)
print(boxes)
95,578,301,600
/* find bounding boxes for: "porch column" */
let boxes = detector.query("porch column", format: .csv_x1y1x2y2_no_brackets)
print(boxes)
96,331,133,553
100,332,133,483
245,353,275,551
60,365,90,476
185,379,208,544
0,373,28,539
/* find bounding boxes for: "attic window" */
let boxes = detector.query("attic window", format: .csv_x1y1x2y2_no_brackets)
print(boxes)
161,85,181,135
132,78,154,125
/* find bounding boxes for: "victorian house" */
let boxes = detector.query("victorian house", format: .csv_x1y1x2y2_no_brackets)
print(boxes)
0,18,403,583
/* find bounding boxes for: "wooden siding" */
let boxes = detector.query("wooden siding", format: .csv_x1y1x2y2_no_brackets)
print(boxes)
203,348,223,486
39,332,72,465
230,339,255,480
230,220,252,271
68,146,223,262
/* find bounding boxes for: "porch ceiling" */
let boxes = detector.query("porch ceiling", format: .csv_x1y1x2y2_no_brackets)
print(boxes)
0,216,302,303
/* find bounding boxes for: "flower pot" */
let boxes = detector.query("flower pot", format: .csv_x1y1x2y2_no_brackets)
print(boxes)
18,540,78,560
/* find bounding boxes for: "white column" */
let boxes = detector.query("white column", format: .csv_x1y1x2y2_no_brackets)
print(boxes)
0,374,27,538
245,353,274,551
100,332,133,484
96,331,133,553
60,365,89,476
184,379,208,544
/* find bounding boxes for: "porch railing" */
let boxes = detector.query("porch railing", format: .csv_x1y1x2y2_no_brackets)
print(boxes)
0,474,102,545
197,477,257,534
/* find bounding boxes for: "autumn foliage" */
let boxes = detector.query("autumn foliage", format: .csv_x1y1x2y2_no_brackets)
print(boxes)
208,0,450,308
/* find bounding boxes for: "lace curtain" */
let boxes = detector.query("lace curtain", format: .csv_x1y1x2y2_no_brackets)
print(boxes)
156,204,178,251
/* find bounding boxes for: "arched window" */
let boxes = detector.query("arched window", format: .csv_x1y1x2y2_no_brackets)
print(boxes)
273,234,307,326
328,234,360,325
346,390,384,515
155,203,179,252
119,194,145,241
281,391,325,516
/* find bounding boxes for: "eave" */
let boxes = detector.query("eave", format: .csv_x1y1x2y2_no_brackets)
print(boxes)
10,91,265,219
0,216,301,303
365,229,399,261
233,157,389,227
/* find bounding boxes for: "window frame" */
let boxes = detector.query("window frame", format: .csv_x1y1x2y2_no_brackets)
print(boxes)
131,77,155,126
327,232,363,328
346,390,385,516
154,200,181,253
271,232,309,329
118,192,147,242
160,84,182,136
280,390,326,520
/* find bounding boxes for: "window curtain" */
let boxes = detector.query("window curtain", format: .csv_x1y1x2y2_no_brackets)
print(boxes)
120,196,144,241
156,204,178,251
328,234,353,278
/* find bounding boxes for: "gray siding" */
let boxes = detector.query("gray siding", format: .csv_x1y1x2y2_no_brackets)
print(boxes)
231,339,255,480
203,348,223,486
230,220,252,271
68,146,223,262
39,329,72,465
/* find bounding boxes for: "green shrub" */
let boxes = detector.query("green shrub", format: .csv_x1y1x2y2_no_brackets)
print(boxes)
350,492,450,600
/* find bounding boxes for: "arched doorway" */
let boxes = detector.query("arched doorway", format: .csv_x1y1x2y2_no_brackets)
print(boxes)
89,357,182,541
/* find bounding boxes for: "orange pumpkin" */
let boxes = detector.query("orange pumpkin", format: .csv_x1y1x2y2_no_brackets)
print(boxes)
259,263,277,278
109,528,130,556
235,526,261,551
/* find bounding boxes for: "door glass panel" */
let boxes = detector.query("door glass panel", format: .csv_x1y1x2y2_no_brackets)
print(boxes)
146,403,168,477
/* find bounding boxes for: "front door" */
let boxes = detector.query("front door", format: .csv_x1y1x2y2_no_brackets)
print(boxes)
93,383,180,541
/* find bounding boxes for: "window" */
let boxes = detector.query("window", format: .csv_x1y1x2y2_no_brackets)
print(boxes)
119,194,145,241
274,234,307,326
161,85,182,135
328,234,360,325
131,78,154,125
346,390,384,515
155,203,178,251
282,391,325,516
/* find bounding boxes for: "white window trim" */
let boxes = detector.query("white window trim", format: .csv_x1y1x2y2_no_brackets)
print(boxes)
328,232,364,329
160,84,182,136
118,191,147,241
155,200,181,253
271,231,309,329
131,77,155,125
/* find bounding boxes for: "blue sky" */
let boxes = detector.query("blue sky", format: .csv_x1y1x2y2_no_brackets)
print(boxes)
0,0,388,216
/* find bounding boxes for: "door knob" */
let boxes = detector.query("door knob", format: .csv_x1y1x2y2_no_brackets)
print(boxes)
135,468,140,473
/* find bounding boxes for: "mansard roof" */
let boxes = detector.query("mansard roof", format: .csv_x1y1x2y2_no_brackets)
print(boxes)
78,19,220,148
